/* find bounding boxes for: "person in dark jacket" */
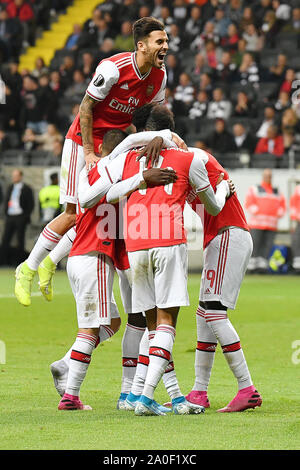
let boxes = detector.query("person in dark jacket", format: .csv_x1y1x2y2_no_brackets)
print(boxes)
0,169,34,265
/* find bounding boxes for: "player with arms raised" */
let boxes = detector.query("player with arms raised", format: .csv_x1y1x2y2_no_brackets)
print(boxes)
15,16,170,307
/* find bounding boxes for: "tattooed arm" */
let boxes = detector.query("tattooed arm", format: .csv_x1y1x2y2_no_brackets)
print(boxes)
79,94,99,167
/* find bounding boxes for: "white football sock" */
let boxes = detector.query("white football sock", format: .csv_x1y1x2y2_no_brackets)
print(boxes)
65,332,97,397
193,305,217,392
27,224,62,270
130,329,153,396
206,310,253,390
49,227,76,265
121,323,146,395
143,325,176,400
60,325,116,366
162,355,182,400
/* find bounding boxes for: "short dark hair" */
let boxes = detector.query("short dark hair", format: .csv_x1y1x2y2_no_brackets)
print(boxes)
133,17,165,46
132,103,175,132
102,129,128,155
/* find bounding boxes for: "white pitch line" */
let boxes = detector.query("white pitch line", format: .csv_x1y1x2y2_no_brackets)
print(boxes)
0,291,66,299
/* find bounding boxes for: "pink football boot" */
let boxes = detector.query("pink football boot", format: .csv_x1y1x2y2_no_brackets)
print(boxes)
185,391,210,408
58,393,92,411
217,386,262,412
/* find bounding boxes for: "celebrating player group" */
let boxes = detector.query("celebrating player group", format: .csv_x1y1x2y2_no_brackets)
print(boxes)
14,17,262,416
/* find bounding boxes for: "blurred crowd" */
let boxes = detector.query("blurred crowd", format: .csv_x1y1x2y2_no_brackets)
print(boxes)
0,0,300,169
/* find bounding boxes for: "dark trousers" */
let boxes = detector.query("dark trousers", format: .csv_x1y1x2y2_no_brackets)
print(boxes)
250,229,276,259
0,214,29,265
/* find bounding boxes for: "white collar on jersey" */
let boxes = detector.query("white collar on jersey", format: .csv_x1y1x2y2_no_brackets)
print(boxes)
131,52,152,81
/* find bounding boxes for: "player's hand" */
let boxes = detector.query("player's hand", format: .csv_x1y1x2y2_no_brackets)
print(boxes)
216,172,224,185
142,168,177,187
226,179,235,198
85,152,100,170
171,132,188,150
136,136,164,167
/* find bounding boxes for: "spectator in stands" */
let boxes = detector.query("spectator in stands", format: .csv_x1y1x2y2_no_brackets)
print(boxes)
256,105,277,138
50,138,63,163
184,5,203,44
167,23,184,54
253,0,272,28
269,53,288,82
0,6,23,61
1,60,22,93
232,37,247,67
280,68,296,94
0,84,20,131
282,6,300,33
281,107,300,135
163,87,174,113
215,51,237,84
20,75,48,134
245,168,286,273
157,6,174,35
59,55,75,86
0,168,34,266
32,123,63,152
65,23,82,50
137,6,151,22
198,72,213,97
165,53,182,91
113,20,134,51
173,0,188,25
39,172,61,226
239,6,256,31
202,39,222,69
189,53,211,83
205,118,235,154
173,72,195,116
80,52,95,80
232,122,257,153
118,0,139,23
189,90,209,121
210,5,231,40
49,70,64,97
64,69,87,103
31,56,48,79
6,0,35,47
191,20,220,51
233,90,257,118
289,184,300,273
22,127,38,151
37,74,58,125
228,0,243,25
242,23,264,52
207,87,232,120
255,124,284,157
261,9,278,47
151,0,164,20
221,23,240,54
237,52,260,88
275,90,291,114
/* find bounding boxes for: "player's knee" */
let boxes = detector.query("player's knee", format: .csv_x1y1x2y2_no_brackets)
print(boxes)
110,317,121,333
128,313,147,329
205,301,227,311
64,204,77,228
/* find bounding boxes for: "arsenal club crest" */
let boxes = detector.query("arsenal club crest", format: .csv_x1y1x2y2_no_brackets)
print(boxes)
146,84,154,96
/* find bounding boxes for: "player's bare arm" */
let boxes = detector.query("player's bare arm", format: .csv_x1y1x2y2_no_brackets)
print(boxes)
79,94,99,168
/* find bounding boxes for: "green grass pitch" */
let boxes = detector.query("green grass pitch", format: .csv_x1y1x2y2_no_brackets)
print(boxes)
0,268,299,450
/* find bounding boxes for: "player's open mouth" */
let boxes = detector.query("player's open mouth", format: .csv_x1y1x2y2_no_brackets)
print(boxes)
157,52,166,63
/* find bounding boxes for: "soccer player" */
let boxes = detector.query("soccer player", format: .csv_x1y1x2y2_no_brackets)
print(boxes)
56,129,177,410
78,104,234,415
14,16,169,307
185,156,263,413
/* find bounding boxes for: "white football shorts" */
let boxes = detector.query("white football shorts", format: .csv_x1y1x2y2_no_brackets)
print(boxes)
128,244,189,313
60,139,85,204
200,228,253,310
67,252,120,327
